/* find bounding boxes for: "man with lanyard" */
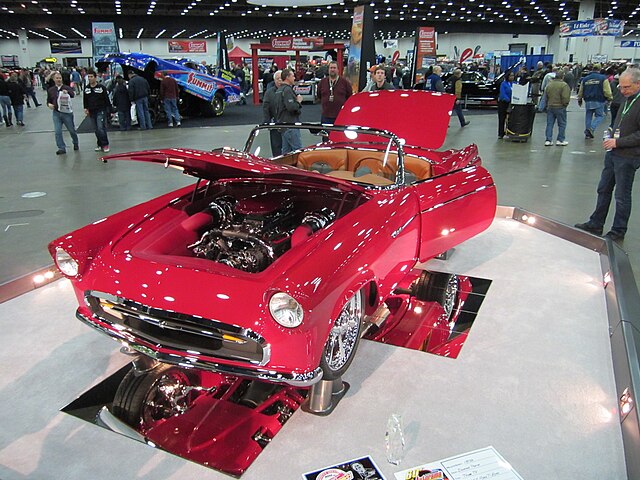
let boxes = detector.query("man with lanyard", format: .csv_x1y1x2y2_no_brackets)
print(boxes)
83,69,110,153
275,68,303,154
317,61,352,125
425,65,445,92
47,71,79,155
578,65,612,138
363,66,393,91
575,67,640,242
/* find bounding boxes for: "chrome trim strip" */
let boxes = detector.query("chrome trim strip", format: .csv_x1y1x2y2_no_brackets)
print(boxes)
391,214,418,238
76,310,322,387
419,184,495,215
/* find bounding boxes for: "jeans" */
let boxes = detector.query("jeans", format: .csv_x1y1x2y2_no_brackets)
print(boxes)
117,109,131,131
281,128,302,154
52,110,79,151
545,107,567,142
610,103,620,129
585,100,606,133
88,109,109,147
453,101,467,126
135,97,153,130
13,104,24,123
589,151,640,234
269,130,282,157
26,87,41,106
163,98,181,125
0,95,11,119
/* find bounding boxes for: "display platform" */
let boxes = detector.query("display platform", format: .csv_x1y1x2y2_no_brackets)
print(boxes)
0,217,627,479
58,271,491,477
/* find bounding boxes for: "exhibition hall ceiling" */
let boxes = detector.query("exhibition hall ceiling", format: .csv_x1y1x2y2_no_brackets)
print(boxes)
0,0,637,40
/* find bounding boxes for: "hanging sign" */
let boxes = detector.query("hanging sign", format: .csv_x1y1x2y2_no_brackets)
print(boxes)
559,18,624,37
168,40,207,53
50,40,82,54
92,22,119,64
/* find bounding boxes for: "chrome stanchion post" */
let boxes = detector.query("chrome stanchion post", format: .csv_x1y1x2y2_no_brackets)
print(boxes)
302,376,349,415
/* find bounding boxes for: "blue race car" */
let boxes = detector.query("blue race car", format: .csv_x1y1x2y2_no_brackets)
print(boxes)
96,52,242,117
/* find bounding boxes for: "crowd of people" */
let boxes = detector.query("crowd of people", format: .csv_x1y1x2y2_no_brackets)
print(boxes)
4,59,640,246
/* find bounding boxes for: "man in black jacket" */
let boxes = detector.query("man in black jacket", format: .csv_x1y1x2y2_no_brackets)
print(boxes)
83,69,110,153
275,68,303,154
128,70,153,130
576,67,640,242
262,69,283,156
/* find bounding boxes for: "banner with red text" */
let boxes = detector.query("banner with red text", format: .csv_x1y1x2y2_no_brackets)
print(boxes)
168,40,207,53
270,36,324,50
412,26,436,84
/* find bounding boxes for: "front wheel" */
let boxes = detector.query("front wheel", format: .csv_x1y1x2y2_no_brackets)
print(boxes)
320,290,364,380
111,363,199,428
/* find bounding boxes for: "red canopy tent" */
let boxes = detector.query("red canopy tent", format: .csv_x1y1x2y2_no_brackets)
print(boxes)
228,46,250,65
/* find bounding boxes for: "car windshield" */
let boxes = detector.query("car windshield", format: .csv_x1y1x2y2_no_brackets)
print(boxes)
243,124,427,187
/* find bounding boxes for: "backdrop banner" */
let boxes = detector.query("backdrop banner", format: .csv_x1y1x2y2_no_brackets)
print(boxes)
346,5,375,93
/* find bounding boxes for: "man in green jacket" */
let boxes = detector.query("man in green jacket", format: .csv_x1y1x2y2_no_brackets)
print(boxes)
543,69,571,146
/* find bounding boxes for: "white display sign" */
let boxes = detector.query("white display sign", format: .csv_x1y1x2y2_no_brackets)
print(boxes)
510,83,529,105
394,446,524,480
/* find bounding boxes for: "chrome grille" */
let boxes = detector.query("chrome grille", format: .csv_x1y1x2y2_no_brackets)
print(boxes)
84,291,269,366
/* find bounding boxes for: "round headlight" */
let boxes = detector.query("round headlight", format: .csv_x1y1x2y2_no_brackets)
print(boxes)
269,292,304,328
55,247,79,277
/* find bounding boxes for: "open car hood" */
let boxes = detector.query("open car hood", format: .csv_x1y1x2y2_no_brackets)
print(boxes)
101,148,367,192
335,90,455,150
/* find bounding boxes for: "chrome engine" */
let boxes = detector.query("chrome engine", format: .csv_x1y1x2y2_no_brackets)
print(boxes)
188,191,335,272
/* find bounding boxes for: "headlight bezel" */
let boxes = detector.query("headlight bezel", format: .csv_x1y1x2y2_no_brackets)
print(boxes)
269,292,304,328
55,247,80,277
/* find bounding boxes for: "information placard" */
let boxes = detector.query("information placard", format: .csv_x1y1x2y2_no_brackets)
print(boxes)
394,446,524,480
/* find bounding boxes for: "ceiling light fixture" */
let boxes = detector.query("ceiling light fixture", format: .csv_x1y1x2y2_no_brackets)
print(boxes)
45,27,66,38
71,27,87,38
247,0,340,6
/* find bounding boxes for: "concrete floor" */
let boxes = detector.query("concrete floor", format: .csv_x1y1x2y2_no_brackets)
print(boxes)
0,219,626,479
1,91,638,286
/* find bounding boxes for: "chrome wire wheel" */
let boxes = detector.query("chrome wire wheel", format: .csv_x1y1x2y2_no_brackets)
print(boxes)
141,370,197,426
442,275,460,320
321,290,363,379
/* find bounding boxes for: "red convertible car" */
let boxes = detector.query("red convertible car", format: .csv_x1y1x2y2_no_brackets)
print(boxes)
50,91,496,391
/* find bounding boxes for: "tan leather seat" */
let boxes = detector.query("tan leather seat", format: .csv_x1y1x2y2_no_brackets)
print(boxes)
347,150,398,180
296,149,347,172
403,155,432,181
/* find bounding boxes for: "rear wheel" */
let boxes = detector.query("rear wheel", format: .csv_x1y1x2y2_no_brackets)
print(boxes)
201,92,225,117
412,271,459,320
320,290,364,380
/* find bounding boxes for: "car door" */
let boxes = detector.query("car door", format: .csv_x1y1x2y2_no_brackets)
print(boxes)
412,164,497,262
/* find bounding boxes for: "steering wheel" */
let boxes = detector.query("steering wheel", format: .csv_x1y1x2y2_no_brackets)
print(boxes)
352,157,397,180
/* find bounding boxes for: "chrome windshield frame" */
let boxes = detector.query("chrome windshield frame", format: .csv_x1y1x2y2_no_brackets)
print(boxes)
243,123,407,187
